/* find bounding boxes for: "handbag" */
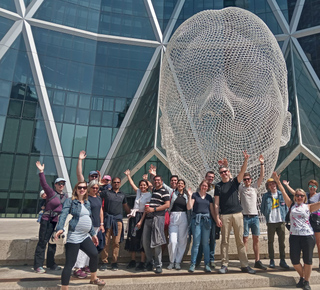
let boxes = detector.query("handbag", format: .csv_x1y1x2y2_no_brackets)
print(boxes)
49,213,73,245
164,191,174,230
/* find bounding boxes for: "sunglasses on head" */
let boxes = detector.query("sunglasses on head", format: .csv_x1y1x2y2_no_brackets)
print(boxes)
295,194,305,198
219,170,228,175
57,182,65,186
309,185,317,189
77,186,87,190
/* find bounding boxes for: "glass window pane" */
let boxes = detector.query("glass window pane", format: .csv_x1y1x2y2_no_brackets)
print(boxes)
7,99,23,117
2,118,19,152
11,155,28,191
64,107,76,123
76,108,89,125
89,111,101,126
79,94,91,109
0,154,14,190
22,101,37,118
61,123,75,157
16,119,34,154
72,125,88,158
66,92,78,107
86,127,99,158
99,127,112,158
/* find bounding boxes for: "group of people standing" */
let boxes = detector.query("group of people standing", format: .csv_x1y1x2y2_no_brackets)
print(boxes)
33,150,320,290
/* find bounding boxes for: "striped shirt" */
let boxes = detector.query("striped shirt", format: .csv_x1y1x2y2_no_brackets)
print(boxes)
147,186,170,217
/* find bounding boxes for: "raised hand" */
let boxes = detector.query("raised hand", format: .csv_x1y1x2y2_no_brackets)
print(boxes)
79,150,87,160
187,188,193,197
243,150,250,160
283,180,289,186
124,169,131,176
272,171,280,183
142,174,148,180
218,158,228,168
36,161,44,172
149,164,157,176
259,154,264,164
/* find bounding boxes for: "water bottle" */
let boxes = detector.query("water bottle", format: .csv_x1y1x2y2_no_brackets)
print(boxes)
132,226,139,237
37,210,44,223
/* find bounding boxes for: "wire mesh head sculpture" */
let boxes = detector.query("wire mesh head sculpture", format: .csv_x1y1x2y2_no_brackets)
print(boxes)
159,7,291,190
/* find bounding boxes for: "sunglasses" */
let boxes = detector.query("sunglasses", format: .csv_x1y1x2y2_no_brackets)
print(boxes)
219,170,228,175
91,187,99,190
295,194,305,198
309,185,317,189
113,181,120,184
243,178,251,181
90,175,98,178
57,182,65,186
77,186,87,190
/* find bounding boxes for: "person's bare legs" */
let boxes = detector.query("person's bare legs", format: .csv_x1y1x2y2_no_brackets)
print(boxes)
141,251,146,262
304,264,312,282
293,263,304,278
243,236,249,252
253,235,260,262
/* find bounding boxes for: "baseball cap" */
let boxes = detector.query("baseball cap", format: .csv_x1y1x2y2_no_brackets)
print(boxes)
89,171,98,176
55,177,66,184
103,175,111,180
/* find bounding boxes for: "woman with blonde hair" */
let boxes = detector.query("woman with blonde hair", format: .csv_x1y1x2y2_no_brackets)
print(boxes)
72,180,104,278
274,172,320,290
56,181,105,289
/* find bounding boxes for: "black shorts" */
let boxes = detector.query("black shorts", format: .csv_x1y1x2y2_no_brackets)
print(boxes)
289,235,315,265
310,214,320,232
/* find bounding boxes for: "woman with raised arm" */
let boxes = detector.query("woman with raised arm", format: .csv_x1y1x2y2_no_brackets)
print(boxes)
187,180,216,273
34,161,67,273
124,169,152,271
167,179,189,270
283,179,320,270
274,172,320,290
72,180,105,278
56,181,105,289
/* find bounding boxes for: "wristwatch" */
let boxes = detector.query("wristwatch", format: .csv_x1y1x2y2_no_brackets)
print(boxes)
154,207,156,212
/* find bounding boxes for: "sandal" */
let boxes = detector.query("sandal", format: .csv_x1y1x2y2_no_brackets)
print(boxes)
90,278,106,286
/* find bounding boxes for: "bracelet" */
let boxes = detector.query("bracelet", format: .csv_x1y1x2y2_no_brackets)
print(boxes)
100,223,104,225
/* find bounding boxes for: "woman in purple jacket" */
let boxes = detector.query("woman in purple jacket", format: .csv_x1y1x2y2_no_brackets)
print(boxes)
33,161,67,273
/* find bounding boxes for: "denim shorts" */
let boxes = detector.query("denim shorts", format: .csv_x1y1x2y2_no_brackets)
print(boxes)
243,215,260,237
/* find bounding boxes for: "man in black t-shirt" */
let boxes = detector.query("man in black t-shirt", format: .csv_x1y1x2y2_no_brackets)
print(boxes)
100,177,130,271
214,151,255,275
142,175,170,274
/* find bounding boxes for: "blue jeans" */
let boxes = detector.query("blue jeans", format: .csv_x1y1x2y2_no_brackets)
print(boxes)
191,217,212,265
196,220,216,264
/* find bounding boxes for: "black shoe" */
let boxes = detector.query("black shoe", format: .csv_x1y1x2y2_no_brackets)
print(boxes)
302,280,311,290
99,263,108,271
241,266,256,274
279,259,290,270
296,277,304,288
145,262,153,271
126,260,136,269
49,264,61,271
269,259,275,268
155,266,162,274
111,263,119,271
135,262,145,271
254,260,267,270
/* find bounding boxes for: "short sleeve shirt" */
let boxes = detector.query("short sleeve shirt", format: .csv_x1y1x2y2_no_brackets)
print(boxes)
239,182,258,215
88,195,102,227
215,177,242,215
101,189,127,217
290,203,313,236
268,191,282,223
192,192,213,214
147,186,170,217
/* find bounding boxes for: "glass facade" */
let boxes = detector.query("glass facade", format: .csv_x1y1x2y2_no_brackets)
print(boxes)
0,0,319,217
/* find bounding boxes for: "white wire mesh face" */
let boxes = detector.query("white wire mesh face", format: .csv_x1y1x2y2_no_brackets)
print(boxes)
159,7,291,190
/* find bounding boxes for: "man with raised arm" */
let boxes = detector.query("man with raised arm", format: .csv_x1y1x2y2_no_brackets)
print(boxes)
214,151,255,274
76,150,100,183
239,155,267,270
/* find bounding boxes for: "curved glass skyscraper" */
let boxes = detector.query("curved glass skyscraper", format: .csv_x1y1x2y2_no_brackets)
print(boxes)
0,0,319,217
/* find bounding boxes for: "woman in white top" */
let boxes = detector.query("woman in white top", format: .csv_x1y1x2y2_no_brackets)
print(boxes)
273,172,320,290
124,169,152,271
